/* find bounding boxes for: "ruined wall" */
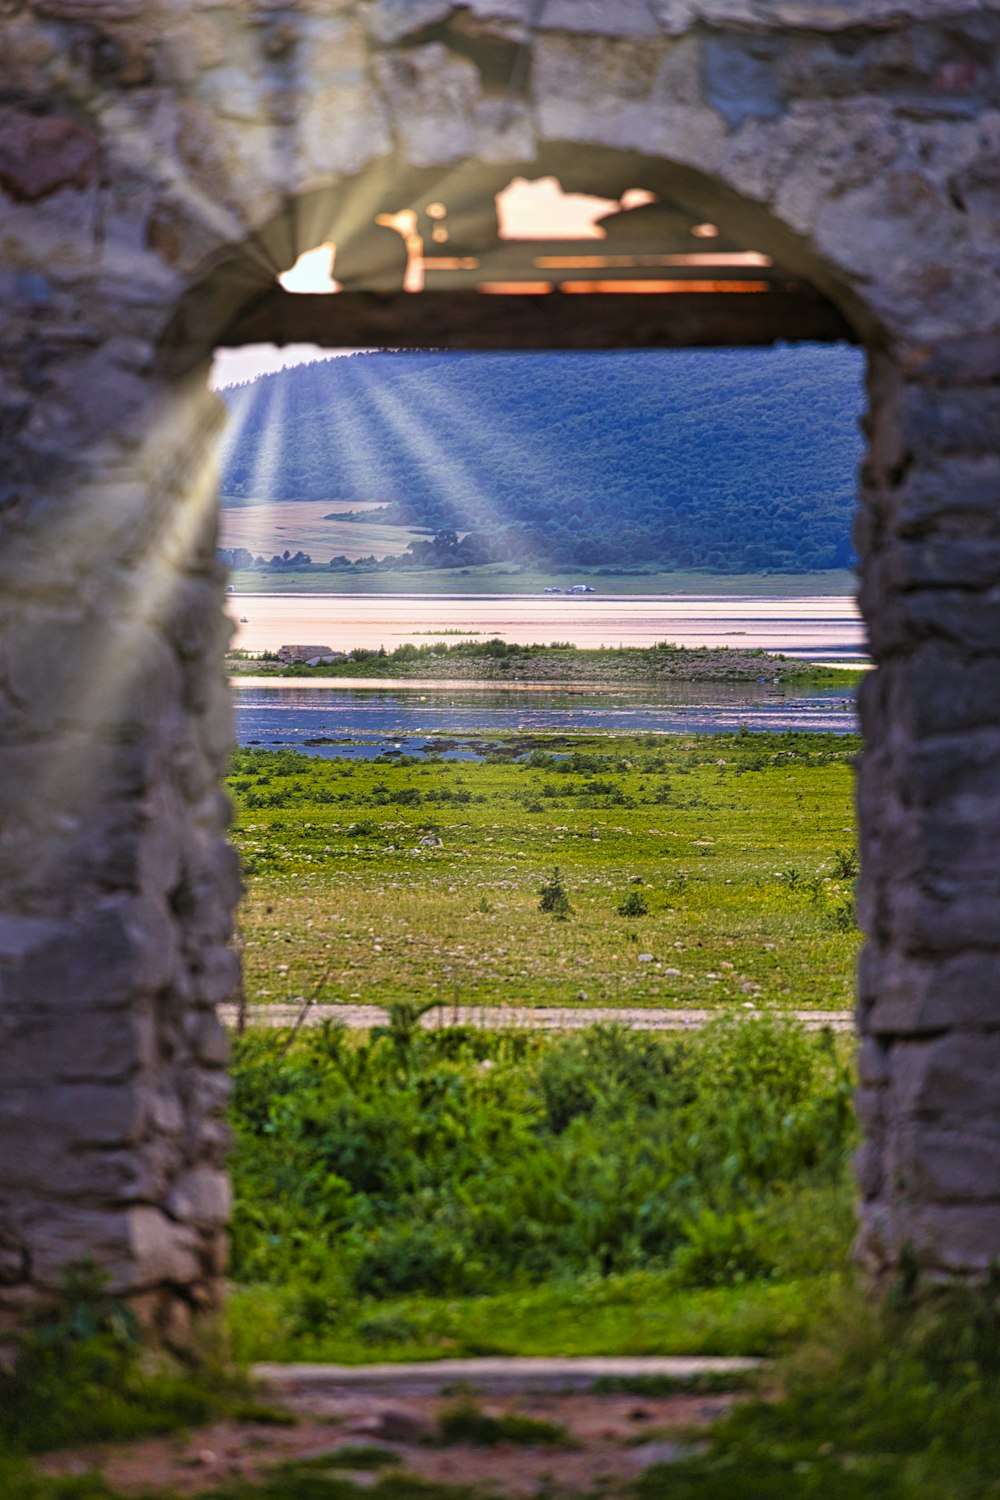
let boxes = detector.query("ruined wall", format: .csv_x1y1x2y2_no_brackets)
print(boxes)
1,1,999,1330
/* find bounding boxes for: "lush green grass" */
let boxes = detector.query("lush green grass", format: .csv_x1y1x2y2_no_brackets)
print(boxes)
225,566,857,597
228,732,860,1014
227,1017,856,1364
230,1269,837,1367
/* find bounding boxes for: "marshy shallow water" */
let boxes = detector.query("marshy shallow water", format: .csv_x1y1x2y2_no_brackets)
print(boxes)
234,681,858,759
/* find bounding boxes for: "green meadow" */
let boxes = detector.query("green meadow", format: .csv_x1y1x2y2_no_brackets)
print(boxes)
228,731,860,1015
224,565,857,596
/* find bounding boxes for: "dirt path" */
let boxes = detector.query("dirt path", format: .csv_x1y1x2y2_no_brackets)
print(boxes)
220,1001,854,1033
40,1357,764,1497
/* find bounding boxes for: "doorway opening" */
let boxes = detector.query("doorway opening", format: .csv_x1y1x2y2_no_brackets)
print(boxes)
198,164,869,1370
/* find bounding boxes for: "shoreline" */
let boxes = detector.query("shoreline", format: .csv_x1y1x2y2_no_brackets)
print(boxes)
230,671,861,691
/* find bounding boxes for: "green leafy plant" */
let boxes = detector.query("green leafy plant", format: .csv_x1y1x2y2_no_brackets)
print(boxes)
538,867,571,920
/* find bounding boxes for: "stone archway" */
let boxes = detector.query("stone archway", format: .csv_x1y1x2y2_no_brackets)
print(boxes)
1,2,998,1339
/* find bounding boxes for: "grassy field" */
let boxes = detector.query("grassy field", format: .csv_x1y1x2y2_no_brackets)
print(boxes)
224,565,857,597
220,497,423,559
229,732,860,1015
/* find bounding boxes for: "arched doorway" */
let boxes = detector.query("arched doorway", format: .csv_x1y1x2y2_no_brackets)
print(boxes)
1,6,996,1339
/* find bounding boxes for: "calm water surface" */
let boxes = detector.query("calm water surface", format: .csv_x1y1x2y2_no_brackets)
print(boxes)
230,592,864,662
235,682,858,759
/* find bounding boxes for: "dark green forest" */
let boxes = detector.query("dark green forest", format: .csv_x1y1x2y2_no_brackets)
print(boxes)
218,347,864,573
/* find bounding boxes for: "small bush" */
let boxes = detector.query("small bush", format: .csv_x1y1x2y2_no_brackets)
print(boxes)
617,889,649,917
538,867,571,919
830,845,860,879
436,1397,571,1448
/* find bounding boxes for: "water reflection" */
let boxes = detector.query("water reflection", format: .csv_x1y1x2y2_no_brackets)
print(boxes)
234,682,857,760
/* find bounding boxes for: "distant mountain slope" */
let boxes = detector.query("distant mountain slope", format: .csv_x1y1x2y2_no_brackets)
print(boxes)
218,346,863,573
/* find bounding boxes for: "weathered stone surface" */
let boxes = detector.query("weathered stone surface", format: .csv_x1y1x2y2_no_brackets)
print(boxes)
0,110,99,203
1,0,1000,1331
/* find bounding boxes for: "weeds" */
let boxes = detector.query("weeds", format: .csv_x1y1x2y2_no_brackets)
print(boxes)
435,1398,572,1448
0,1265,245,1456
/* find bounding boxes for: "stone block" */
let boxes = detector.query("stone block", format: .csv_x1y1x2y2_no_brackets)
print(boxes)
704,34,786,129
0,904,146,1013
0,1009,152,1085
855,1086,885,1137
374,45,482,167
0,1135,173,1200
128,1207,202,1287
864,951,1000,1035
890,1204,1000,1275
0,1081,151,1148
857,1036,890,1087
29,1205,201,1293
890,1125,1000,1202
893,455,1000,533
854,1141,884,1200
0,110,99,203
890,1032,1000,1125
363,0,451,44
901,386,1000,461
187,1011,230,1068
194,944,240,1008
168,1167,231,1228
888,649,1000,738
887,887,1000,956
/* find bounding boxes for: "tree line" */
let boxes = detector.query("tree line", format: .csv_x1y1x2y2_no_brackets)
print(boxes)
218,346,864,574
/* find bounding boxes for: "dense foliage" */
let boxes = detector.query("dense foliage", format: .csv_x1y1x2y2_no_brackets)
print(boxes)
218,347,863,574
229,1019,854,1337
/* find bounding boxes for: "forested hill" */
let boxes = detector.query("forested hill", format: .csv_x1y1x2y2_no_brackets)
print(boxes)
218,346,863,573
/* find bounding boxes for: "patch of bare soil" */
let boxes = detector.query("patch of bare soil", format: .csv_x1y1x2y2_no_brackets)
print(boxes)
38,1384,746,1497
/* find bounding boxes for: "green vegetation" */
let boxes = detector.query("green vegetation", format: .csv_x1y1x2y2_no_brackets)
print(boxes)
0,1266,264,1458
218,348,862,573
227,1017,855,1364
435,1398,572,1447
229,638,861,688
634,1284,1000,1500
228,733,860,1013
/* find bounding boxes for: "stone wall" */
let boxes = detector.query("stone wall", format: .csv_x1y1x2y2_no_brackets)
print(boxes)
1,0,998,1330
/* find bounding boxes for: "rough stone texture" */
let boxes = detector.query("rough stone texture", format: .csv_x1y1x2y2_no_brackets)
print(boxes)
0,0,999,1331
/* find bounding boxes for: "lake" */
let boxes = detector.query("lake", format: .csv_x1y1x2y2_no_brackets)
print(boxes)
234,680,859,758
228,592,865,663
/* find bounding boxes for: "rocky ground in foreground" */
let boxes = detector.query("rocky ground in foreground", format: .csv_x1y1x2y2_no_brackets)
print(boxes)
39,1378,749,1497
